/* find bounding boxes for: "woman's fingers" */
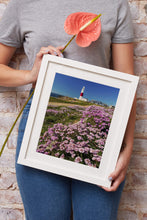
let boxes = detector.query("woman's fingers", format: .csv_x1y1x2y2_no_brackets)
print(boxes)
31,45,64,85
46,45,64,57
36,47,52,61
108,163,124,183
37,45,64,58
56,45,65,50
99,151,129,192
101,172,125,192
56,45,65,54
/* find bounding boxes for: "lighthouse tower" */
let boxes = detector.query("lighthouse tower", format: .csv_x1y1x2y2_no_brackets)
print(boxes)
79,86,85,100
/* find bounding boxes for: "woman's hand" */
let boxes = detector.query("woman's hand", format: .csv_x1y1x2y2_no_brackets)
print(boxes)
25,45,64,87
101,149,130,192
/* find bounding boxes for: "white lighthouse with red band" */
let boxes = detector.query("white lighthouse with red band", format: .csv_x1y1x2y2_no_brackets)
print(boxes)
79,86,87,101
79,86,85,100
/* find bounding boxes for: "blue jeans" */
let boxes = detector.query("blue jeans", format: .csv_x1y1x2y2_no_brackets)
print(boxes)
15,89,125,220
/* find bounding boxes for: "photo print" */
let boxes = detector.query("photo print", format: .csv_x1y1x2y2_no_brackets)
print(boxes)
36,72,120,168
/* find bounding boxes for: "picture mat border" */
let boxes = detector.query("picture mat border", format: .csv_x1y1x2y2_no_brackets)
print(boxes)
17,55,139,188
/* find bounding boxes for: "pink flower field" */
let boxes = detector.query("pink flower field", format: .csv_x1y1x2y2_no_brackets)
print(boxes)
36,104,114,168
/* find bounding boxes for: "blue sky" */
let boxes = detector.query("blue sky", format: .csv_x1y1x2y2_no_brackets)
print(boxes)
51,73,120,106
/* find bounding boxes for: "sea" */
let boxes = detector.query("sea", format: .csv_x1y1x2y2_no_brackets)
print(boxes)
51,92,63,98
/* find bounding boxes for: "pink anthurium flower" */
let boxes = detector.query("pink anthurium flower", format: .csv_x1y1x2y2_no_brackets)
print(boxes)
64,12,101,47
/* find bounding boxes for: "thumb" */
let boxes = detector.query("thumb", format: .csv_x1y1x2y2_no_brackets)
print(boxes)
108,161,124,181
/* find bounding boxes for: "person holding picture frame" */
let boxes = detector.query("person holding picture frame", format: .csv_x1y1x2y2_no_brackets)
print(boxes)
0,0,136,219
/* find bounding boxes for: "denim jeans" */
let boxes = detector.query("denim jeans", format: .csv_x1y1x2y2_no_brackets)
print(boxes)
15,89,125,220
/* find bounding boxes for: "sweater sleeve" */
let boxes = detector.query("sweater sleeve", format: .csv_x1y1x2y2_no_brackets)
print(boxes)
0,0,23,48
112,0,134,43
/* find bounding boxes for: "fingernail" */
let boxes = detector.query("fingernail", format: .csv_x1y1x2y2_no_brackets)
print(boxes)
53,51,58,56
45,49,49,53
60,53,64,58
108,177,113,181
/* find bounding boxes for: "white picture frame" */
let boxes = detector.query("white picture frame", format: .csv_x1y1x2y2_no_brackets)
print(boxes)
17,55,139,188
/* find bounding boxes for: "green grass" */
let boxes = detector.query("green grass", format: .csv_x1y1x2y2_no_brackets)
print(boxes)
40,106,82,136
49,96,92,106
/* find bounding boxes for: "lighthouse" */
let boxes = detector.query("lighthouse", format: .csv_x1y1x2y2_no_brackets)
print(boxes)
79,86,85,100
79,86,88,101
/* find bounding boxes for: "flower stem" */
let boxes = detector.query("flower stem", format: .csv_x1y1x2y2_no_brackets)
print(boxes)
61,35,76,53
0,89,34,157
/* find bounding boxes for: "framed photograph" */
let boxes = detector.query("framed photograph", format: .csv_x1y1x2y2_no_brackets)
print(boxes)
17,55,139,187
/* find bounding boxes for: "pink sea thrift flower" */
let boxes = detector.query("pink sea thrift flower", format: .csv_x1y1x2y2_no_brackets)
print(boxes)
60,154,65,159
84,158,91,165
75,156,82,163
55,152,60,157
79,148,85,153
